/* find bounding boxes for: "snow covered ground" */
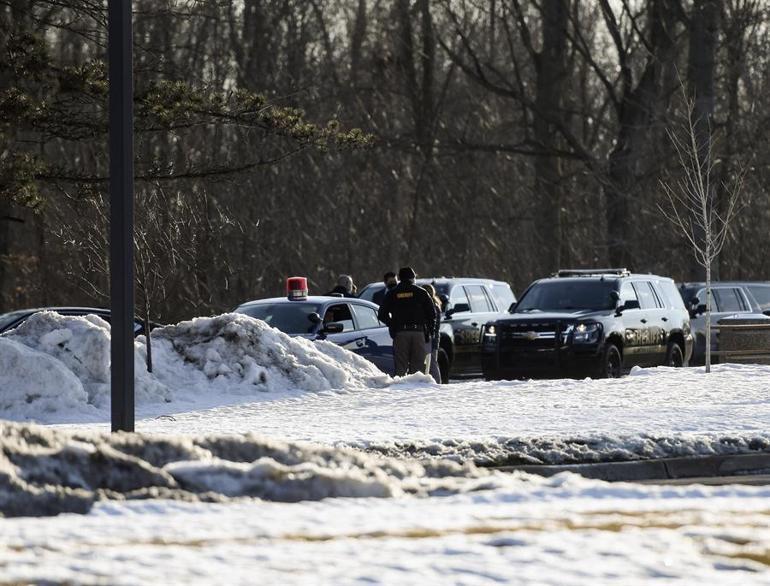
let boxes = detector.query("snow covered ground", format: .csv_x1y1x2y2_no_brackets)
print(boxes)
2,312,770,583
2,422,770,584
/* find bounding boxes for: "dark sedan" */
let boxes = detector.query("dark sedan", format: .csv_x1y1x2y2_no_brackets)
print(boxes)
233,296,395,375
0,307,156,336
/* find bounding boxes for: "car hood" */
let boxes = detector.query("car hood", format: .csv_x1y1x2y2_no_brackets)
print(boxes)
493,309,610,323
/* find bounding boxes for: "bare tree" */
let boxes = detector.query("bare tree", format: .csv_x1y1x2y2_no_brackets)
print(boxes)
658,88,746,372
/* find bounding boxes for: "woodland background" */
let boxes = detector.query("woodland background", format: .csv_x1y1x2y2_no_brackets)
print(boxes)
1,0,768,322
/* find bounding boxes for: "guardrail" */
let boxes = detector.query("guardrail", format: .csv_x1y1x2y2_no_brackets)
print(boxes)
711,321,770,362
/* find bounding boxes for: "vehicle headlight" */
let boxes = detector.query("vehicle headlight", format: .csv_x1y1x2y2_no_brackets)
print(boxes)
572,322,602,344
482,324,497,344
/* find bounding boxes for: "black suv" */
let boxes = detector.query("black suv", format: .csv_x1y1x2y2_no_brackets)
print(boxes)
481,269,693,379
359,277,516,382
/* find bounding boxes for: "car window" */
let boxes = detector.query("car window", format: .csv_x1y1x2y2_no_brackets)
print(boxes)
746,285,770,312
359,284,383,304
619,281,638,305
465,285,493,313
490,283,515,310
631,282,659,309
351,304,380,330
449,285,470,309
324,303,355,332
713,288,745,312
656,280,685,309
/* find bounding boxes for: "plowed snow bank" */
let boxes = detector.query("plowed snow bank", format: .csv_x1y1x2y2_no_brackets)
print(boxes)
0,312,420,423
0,421,491,517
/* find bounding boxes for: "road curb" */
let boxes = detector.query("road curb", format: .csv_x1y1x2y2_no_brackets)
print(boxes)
494,452,770,482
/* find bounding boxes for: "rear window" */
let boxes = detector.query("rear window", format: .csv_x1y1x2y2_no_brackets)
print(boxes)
656,280,686,310
491,283,516,311
746,285,770,312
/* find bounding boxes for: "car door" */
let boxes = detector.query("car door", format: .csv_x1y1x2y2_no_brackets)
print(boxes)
633,281,667,365
711,287,752,360
618,281,645,368
319,303,366,352
443,285,475,374
462,285,502,375
350,302,395,375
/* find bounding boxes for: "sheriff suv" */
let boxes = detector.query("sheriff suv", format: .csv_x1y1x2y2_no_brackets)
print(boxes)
481,269,693,379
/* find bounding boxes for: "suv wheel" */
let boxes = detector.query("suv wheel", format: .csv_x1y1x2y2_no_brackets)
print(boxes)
599,344,622,379
665,342,684,367
438,348,450,384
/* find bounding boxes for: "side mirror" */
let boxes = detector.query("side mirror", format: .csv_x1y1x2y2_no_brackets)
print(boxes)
696,303,707,316
323,322,344,334
447,303,470,317
508,301,518,313
308,312,322,325
617,299,640,314
764,309,770,317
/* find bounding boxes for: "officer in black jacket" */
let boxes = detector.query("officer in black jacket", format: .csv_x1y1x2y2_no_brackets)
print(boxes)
377,267,436,376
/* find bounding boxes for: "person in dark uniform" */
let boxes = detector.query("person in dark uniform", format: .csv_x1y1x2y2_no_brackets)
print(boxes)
372,271,398,305
377,267,436,376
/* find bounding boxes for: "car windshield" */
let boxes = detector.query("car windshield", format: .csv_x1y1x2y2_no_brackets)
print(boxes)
515,280,616,312
237,302,322,334
0,310,31,332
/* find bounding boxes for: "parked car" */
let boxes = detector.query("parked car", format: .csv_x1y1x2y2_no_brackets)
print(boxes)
679,281,770,365
0,307,157,336
359,277,516,381
482,269,693,379
233,293,395,375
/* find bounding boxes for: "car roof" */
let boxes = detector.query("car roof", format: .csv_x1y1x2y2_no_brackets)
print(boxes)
360,277,508,290
681,281,770,288
235,296,379,308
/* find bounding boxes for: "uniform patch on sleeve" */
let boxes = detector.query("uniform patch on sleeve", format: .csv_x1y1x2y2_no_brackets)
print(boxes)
396,292,414,299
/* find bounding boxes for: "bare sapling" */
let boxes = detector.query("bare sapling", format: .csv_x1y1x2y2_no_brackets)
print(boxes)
658,89,746,373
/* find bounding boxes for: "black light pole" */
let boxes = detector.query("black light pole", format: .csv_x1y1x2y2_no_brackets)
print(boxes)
108,0,135,432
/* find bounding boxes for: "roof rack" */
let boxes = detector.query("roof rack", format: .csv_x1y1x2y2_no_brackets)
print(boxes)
556,268,630,278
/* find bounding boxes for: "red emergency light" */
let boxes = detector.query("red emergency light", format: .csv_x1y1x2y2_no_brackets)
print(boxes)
286,276,308,300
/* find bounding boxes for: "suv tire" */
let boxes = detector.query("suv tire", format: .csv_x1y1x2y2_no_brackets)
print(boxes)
665,342,684,367
438,348,450,384
598,343,622,379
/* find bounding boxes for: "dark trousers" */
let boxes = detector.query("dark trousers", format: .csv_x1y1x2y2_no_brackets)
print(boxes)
393,331,430,376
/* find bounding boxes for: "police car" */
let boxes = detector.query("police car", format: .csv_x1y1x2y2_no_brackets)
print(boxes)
233,277,395,375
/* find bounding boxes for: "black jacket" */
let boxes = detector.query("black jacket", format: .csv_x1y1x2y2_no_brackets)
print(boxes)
377,281,436,336
325,285,355,298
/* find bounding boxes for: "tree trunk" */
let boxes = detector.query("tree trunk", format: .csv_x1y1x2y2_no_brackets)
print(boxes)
605,0,678,268
533,0,569,273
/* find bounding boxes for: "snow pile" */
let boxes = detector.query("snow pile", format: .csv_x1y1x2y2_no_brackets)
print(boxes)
0,338,90,419
0,312,415,423
2,312,171,410
0,421,493,517
359,433,770,466
150,313,393,394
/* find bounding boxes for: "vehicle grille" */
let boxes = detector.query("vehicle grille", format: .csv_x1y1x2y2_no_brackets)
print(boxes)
499,322,566,348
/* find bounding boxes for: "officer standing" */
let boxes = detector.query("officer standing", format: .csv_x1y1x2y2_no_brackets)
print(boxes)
378,267,436,376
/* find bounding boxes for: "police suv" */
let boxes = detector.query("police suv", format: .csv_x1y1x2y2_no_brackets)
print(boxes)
234,277,395,375
481,269,693,379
